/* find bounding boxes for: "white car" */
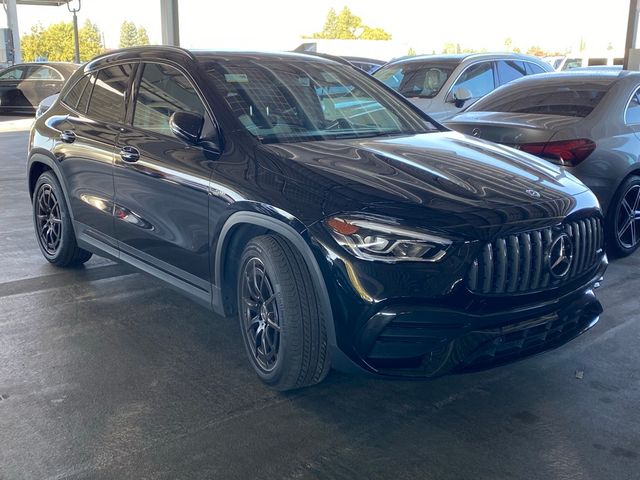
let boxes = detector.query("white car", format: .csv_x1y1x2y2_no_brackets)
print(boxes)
373,53,552,122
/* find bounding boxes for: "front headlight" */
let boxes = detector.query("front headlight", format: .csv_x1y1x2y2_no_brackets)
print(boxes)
325,216,452,263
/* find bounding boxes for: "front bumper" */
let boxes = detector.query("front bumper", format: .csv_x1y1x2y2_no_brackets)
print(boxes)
337,261,606,378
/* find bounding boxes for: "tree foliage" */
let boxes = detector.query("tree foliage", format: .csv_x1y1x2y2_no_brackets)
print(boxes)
21,20,104,62
119,21,150,48
310,7,392,40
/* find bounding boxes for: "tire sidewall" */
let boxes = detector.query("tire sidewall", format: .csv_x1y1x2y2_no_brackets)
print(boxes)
237,241,292,386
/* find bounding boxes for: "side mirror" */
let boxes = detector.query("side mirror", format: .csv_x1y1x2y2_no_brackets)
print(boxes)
451,87,472,108
169,111,204,144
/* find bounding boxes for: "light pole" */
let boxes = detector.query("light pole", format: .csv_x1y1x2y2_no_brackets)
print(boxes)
67,0,81,63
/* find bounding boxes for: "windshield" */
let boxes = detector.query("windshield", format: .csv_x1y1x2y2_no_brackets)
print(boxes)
469,81,612,118
373,62,457,99
202,58,435,144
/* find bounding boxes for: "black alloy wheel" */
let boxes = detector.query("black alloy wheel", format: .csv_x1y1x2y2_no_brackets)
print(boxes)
608,176,640,257
616,184,640,250
35,182,63,255
240,257,281,372
32,171,92,266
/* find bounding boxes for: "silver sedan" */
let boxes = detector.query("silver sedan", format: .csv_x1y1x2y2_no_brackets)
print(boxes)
446,71,640,257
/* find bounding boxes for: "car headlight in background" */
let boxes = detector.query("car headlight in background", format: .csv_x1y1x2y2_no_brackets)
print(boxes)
325,216,452,263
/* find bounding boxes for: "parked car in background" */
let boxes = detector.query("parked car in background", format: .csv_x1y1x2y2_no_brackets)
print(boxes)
446,71,640,256
550,56,624,71
373,53,553,121
0,62,77,114
29,47,607,390
544,56,565,70
342,56,384,74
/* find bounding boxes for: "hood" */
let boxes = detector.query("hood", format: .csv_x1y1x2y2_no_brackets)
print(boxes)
445,112,584,145
258,131,596,239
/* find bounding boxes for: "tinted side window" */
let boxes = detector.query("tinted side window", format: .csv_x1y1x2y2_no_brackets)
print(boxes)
496,60,526,85
29,66,63,80
453,62,495,99
625,89,640,124
525,62,547,75
133,63,205,138
0,66,27,80
63,74,91,110
76,74,95,114
86,64,135,124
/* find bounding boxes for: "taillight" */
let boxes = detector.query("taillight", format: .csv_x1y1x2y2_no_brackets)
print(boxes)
518,138,596,167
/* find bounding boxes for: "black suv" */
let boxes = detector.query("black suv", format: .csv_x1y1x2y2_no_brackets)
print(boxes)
28,47,607,390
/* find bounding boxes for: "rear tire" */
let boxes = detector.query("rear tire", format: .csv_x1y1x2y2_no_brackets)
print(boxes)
237,234,330,391
606,176,640,258
32,171,92,267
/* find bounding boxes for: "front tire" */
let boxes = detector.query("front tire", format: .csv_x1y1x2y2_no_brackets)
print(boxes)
237,235,330,391
32,171,92,267
606,176,640,257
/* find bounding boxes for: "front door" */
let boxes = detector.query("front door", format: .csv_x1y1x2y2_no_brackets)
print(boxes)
113,62,216,290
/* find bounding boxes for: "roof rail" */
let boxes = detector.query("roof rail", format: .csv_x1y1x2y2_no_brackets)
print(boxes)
86,45,197,68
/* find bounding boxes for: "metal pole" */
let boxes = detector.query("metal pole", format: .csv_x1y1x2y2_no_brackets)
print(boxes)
67,0,81,63
624,0,640,69
5,0,20,64
160,0,180,46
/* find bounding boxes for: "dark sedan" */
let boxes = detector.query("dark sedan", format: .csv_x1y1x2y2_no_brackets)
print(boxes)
0,62,77,114
28,47,606,390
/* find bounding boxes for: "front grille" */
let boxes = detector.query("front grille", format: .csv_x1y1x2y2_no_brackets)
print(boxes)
467,217,603,295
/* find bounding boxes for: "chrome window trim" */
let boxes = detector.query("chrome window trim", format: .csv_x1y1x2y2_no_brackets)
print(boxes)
623,86,640,126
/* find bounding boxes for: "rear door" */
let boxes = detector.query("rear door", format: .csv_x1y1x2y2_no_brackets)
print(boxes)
53,63,136,248
0,65,30,110
23,65,66,106
113,61,217,292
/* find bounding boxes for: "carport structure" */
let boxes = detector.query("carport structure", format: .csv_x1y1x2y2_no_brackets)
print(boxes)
3,0,179,63
4,0,639,68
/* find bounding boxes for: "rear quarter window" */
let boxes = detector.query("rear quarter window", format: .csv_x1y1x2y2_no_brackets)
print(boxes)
85,64,135,124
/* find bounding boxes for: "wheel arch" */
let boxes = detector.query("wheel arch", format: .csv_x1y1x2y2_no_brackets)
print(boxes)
214,211,337,348
27,151,73,218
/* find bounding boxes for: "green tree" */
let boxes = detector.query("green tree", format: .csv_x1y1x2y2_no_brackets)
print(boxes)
526,45,545,56
119,21,150,48
21,20,103,62
359,26,392,41
310,6,392,40
136,26,150,46
442,42,458,54
407,47,416,56
119,20,138,48
78,20,104,61
504,37,513,51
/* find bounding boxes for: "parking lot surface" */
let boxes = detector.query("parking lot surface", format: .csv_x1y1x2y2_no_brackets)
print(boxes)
1,117,639,479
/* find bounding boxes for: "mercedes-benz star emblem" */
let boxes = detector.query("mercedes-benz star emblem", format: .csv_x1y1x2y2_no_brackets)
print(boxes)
547,233,573,278
471,128,482,138
525,189,541,198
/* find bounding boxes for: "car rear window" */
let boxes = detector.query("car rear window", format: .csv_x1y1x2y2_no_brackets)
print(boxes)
469,82,611,117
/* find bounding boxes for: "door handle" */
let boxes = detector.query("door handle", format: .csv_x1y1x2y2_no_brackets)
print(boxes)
59,130,76,143
119,146,140,163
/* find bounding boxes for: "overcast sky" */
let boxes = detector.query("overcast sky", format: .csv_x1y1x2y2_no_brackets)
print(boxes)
2,0,631,59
